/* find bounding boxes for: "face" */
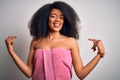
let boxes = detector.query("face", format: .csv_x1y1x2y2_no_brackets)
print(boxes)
48,8,64,32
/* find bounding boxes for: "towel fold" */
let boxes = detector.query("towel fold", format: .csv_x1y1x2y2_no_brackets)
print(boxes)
32,48,72,80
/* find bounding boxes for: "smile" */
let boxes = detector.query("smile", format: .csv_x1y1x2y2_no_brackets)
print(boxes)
53,23,60,27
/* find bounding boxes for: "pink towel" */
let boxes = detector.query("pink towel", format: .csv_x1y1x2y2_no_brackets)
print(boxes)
32,48,72,80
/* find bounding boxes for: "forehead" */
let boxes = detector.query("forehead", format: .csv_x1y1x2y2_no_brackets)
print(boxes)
50,8,63,15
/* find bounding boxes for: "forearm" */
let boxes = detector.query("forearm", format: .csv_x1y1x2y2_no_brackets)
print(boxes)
78,54,101,79
9,50,32,78
5,36,33,78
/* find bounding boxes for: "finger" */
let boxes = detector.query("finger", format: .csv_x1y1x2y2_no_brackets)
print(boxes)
5,36,17,45
89,39,101,45
6,39,13,45
8,36,17,39
88,38,96,41
91,45,96,51
8,36,17,42
88,38,101,42
10,42,14,46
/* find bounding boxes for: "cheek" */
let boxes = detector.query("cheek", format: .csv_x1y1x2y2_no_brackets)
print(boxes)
61,20,64,26
48,19,52,26
62,20,64,24
48,22,52,28
49,17,54,22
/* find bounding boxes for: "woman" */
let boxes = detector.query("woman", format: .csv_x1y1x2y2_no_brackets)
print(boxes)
5,1,105,80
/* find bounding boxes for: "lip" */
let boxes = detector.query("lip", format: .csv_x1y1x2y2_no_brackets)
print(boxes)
53,23,60,27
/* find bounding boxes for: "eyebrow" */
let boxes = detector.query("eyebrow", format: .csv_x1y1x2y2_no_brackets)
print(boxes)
50,13,64,16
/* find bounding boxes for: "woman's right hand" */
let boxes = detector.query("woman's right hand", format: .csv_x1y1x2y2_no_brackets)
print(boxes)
5,36,17,53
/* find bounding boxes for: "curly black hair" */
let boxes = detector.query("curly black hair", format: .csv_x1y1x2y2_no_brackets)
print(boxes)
28,1,80,39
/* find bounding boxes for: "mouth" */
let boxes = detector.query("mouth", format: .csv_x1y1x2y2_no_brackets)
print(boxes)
53,23,60,27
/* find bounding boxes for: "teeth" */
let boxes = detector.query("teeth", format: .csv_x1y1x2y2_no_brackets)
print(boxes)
54,23,59,27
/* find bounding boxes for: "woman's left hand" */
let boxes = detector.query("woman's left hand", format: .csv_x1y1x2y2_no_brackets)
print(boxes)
88,38,105,58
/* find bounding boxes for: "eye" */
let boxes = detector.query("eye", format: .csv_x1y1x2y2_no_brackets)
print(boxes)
60,16,64,19
50,15,56,18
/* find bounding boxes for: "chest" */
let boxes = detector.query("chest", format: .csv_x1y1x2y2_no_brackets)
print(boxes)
35,39,70,49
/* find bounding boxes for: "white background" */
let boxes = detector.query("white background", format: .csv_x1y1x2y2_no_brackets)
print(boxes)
0,0,120,80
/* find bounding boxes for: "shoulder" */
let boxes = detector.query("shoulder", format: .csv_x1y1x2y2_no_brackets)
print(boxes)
30,38,39,49
65,37,78,49
31,38,38,44
66,37,78,44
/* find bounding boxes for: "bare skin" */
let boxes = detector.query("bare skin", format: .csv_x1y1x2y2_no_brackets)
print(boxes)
5,9,105,80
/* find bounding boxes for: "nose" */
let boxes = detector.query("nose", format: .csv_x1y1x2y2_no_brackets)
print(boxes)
55,17,60,21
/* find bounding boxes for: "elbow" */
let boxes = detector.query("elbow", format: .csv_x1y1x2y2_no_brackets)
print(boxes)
27,75,32,79
77,71,86,80
77,74,85,80
25,72,32,78
25,69,33,78
27,72,33,78
26,74,32,79
78,76,85,80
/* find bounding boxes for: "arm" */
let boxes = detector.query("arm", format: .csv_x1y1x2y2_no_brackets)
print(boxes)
5,36,36,78
71,38,105,80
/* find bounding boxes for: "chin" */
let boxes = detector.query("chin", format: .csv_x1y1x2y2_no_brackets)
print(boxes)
50,27,62,32
51,29,61,32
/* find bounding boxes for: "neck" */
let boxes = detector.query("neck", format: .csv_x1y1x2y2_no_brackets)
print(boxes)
47,32,61,39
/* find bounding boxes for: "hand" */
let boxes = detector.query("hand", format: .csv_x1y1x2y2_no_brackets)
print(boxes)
5,36,17,52
88,38,105,58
